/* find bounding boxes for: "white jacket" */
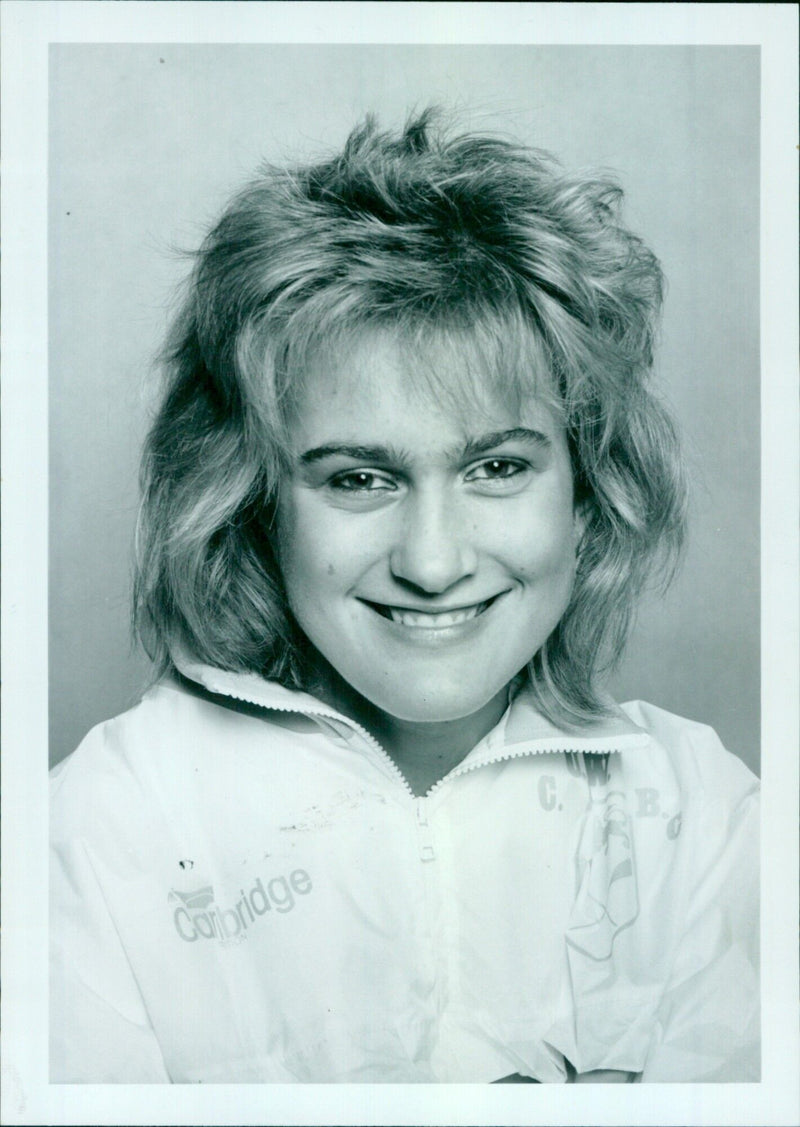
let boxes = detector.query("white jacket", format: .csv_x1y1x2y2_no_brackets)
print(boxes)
50,659,759,1083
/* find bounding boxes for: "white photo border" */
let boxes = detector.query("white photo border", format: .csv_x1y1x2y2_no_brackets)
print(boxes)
2,3,798,1125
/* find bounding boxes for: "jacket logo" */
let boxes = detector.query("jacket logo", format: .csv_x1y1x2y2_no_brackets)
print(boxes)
169,869,313,944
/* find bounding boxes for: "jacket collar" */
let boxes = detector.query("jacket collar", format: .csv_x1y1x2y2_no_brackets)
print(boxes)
171,653,651,762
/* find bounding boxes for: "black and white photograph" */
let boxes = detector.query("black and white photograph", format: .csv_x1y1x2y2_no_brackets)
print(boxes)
2,3,798,1125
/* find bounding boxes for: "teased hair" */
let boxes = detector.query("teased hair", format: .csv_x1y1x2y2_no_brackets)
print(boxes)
134,108,687,725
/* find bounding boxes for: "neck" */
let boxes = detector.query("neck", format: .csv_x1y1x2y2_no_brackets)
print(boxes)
373,703,509,795
306,659,509,796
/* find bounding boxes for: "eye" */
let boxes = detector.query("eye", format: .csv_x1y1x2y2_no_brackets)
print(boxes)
468,458,521,479
328,469,397,494
464,458,530,490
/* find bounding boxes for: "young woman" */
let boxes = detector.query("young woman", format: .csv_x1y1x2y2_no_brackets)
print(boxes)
50,111,759,1083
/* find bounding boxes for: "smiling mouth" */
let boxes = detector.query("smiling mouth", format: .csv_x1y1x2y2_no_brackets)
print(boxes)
360,594,504,629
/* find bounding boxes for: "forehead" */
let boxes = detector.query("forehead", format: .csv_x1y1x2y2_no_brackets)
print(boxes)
288,324,561,441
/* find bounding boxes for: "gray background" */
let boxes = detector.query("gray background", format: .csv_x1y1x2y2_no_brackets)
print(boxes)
49,44,760,772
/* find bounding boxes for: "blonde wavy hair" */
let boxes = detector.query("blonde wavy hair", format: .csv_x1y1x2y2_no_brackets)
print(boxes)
134,109,687,724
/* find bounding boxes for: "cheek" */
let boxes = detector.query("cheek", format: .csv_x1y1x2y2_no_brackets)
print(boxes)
275,494,360,608
274,494,319,601
504,507,580,581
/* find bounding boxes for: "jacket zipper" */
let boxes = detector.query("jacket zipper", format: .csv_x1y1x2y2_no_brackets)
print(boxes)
424,742,621,797
415,799,436,862
202,687,417,797
184,678,623,806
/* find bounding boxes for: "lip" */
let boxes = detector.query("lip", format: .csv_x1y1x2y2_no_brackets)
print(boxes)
357,592,509,631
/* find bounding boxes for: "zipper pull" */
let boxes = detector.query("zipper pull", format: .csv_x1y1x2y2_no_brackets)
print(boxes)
415,799,436,863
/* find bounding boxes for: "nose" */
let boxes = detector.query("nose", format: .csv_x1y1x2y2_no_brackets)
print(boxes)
389,489,478,595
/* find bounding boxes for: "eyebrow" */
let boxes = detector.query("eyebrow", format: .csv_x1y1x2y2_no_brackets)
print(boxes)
299,442,407,466
298,428,551,466
459,427,551,460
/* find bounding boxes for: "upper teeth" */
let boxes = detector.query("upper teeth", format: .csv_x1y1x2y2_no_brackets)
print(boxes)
387,602,487,628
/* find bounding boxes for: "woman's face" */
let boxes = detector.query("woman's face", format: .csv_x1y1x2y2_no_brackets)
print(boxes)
277,330,582,727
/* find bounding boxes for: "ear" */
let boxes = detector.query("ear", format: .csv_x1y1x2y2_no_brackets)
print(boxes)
572,496,593,565
573,495,591,543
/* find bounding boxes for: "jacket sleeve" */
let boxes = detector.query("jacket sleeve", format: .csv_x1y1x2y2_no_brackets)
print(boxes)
50,777,170,1083
641,782,760,1081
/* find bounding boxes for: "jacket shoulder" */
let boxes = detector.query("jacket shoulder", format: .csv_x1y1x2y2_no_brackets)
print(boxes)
50,680,239,841
619,699,758,805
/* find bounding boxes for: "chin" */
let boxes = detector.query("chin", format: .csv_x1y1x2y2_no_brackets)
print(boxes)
367,684,506,726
